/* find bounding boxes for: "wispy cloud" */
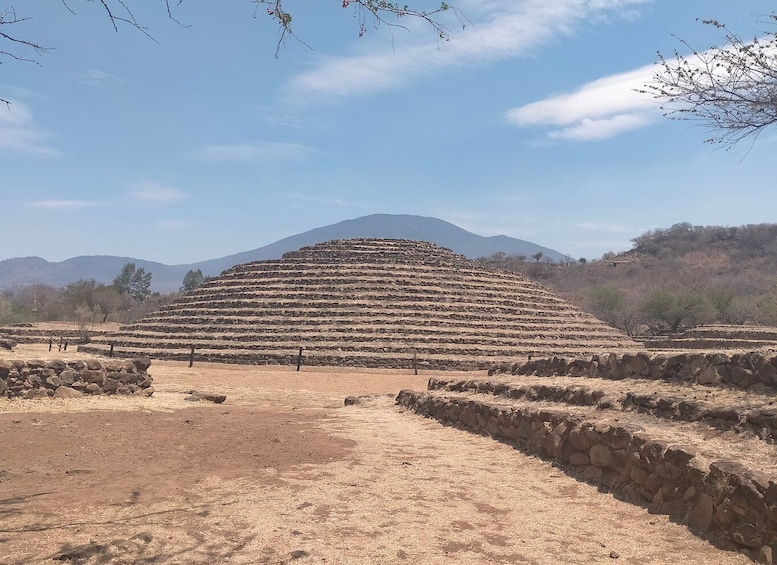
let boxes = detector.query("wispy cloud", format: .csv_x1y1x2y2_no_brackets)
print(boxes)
156,220,190,231
287,0,652,99
76,69,126,88
505,64,657,141
256,105,304,129
26,200,100,210
0,99,61,156
128,181,189,203
201,142,314,162
285,192,367,208
571,221,637,234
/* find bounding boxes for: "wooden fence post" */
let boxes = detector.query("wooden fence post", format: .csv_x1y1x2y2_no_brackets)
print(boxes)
413,349,418,376
296,347,303,372
63,341,68,351
48,337,53,352
189,345,195,368
109,343,114,358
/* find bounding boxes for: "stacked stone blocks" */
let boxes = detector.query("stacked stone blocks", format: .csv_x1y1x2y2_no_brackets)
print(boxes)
0,358,153,399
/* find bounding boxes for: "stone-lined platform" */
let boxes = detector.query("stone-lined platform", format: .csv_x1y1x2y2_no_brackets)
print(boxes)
397,355,777,563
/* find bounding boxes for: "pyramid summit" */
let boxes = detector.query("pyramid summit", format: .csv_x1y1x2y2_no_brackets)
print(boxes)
81,239,641,368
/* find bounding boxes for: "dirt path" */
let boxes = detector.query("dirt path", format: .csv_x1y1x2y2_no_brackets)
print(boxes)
0,350,754,564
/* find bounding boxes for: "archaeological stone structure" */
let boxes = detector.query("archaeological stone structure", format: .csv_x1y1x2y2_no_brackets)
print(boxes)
79,239,641,368
397,351,777,563
0,358,153,399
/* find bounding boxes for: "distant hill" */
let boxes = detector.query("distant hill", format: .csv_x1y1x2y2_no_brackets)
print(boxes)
0,214,569,293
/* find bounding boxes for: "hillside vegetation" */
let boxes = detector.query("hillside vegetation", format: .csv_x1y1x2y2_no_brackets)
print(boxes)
478,222,777,336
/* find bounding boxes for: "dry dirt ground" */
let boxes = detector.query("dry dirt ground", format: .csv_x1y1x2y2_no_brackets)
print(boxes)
0,345,755,565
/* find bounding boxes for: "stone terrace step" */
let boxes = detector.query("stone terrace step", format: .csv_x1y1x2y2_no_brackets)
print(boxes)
427,375,777,442
77,343,520,370
397,387,777,561
96,239,641,367
643,338,777,351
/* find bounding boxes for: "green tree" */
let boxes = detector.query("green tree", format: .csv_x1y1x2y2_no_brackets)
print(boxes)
589,286,624,325
587,285,641,336
61,279,99,310
645,13,777,148
113,263,152,302
92,285,126,322
707,286,737,323
641,290,712,334
180,269,206,292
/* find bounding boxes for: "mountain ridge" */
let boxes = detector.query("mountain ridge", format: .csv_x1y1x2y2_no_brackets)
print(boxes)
0,214,568,292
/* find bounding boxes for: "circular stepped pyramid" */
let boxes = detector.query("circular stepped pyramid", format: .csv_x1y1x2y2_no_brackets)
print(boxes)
79,239,642,368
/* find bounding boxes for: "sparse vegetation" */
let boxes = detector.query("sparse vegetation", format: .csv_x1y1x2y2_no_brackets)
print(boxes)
0,263,178,326
479,222,777,335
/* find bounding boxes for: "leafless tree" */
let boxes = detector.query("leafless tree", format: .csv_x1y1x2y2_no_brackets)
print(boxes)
643,13,777,149
0,1,459,85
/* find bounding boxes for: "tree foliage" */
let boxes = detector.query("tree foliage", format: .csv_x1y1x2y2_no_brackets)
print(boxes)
180,269,208,292
645,13,777,148
640,290,713,334
113,262,152,302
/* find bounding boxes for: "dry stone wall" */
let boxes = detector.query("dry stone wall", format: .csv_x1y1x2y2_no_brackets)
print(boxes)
0,358,153,399
500,352,777,393
396,389,777,562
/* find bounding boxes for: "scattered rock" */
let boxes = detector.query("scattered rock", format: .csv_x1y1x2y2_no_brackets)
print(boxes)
290,550,310,559
131,531,154,544
185,391,226,404
53,542,106,561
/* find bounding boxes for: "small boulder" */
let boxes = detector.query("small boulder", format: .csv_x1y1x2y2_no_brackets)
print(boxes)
54,386,84,399
186,391,226,403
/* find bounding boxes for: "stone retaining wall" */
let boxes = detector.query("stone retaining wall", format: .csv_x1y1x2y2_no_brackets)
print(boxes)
0,358,153,399
499,352,777,393
396,389,777,563
427,377,777,441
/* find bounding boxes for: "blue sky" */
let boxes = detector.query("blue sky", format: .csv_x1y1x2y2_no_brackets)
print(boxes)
2,0,775,264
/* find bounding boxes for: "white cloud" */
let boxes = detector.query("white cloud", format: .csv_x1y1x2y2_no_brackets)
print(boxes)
0,99,61,156
548,113,653,141
128,181,189,203
26,200,100,210
507,34,777,142
504,63,658,141
76,70,126,88
201,142,314,162
287,0,652,99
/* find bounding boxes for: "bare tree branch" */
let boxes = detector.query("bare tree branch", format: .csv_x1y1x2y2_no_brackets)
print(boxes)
1,1,459,104
641,13,777,149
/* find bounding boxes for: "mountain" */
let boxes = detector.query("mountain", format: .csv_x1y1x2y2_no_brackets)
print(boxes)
0,214,569,293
